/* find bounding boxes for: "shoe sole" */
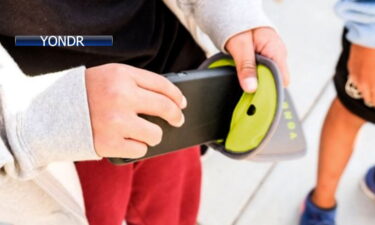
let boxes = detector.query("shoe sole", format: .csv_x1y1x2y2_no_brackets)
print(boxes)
360,178,375,201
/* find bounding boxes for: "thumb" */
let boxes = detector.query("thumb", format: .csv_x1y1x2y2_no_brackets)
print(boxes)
226,32,257,93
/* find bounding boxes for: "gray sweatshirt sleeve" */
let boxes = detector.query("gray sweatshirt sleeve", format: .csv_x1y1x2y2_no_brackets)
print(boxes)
0,44,100,179
177,0,273,52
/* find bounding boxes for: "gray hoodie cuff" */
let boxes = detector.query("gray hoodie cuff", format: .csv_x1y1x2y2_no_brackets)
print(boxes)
192,0,273,52
3,67,100,176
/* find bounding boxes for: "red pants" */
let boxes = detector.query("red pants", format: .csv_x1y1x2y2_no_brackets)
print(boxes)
75,146,202,225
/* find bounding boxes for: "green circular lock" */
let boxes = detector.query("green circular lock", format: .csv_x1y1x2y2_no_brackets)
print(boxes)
204,53,283,156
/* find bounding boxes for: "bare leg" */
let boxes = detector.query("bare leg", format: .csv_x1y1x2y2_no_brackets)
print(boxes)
312,98,365,208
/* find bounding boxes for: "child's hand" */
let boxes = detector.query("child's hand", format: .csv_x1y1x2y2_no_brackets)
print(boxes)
348,44,375,106
85,64,187,158
226,27,289,93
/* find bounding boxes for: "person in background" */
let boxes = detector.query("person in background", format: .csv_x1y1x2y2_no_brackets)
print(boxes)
300,0,375,224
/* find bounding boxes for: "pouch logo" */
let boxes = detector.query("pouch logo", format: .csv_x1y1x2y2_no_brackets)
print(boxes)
282,101,298,140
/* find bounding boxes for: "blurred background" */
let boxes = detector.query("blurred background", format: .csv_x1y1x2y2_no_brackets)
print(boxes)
197,0,375,224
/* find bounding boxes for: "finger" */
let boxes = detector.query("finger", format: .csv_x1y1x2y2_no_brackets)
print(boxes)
227,32,258,93
102,139,148,159
129,67,187,109
257,40,289,87
121,115,163,147
271,52,290,87
136,89,185,127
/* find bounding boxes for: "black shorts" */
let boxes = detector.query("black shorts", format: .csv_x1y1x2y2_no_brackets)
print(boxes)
333,30,375,123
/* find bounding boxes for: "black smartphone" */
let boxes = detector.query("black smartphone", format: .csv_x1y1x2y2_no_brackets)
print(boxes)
109,65,243,164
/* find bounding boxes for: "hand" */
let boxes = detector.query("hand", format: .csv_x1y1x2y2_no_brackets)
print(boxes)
348,44,375,106
85,64,187,158
225,27,289,93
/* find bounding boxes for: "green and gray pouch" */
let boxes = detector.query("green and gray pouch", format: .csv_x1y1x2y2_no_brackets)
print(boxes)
109,53,306,165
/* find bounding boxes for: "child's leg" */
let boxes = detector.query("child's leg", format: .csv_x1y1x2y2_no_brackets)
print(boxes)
312,98,365,208
75,146,201,225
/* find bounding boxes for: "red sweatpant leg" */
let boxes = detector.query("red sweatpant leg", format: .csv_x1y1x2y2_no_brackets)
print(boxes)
75,146,202,225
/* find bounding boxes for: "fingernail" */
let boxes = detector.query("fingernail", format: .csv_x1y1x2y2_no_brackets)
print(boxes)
176,114,185,127
181,96,187,109
243,77,258,93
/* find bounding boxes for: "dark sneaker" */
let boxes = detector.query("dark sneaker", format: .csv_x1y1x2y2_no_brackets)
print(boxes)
299,191,336,225
360,166,375,200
